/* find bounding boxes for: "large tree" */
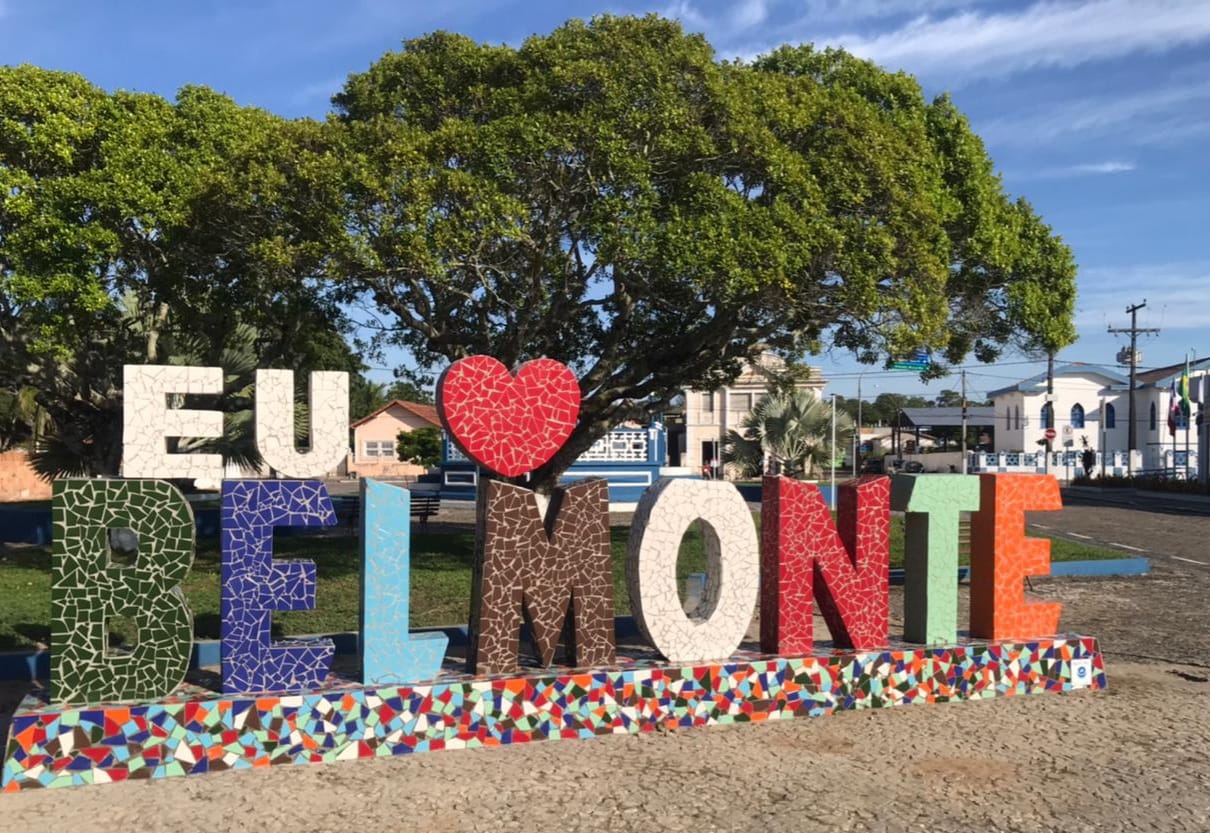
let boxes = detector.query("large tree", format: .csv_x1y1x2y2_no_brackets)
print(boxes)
0,66,352,472
328,15,1077,493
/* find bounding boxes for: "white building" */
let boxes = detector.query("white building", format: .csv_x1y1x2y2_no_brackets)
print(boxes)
671,353,826,478
986,359,1210,474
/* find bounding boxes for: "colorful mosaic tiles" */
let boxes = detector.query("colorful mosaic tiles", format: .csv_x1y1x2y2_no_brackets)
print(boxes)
970,474,1063,641
470,479,615,675
360,480,448,684
760,476,889,654
437,356,581,477
254,370,349,479
1,636,1107,791
891,474,982,645
51,480,196,705
221,480,337,694
627,478,760,664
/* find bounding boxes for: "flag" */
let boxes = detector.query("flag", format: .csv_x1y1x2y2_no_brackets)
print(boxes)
1180,357,1192,417
1167,378,1181,436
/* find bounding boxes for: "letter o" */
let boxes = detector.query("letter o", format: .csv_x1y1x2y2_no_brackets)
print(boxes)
626,478,759,663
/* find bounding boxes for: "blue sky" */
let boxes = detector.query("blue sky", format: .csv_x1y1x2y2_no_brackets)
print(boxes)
3,0,1208,401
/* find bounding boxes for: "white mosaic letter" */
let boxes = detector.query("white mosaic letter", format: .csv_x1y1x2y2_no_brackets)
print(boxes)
625,478,759,664
122,365,223,481
255,370,349,478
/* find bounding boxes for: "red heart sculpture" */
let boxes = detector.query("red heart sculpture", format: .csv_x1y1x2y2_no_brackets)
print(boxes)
437,356,581,478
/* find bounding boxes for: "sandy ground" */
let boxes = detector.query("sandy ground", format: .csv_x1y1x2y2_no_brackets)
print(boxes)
2,498,1209,833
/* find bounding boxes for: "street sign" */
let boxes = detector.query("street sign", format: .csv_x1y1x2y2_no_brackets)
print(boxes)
891,350,931,372
1044,427,1057,441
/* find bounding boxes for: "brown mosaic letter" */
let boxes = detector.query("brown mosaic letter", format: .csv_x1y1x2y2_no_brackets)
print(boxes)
468,479,615,675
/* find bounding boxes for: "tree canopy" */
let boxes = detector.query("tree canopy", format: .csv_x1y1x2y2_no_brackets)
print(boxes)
1,16,1079,489
328,15,1077,491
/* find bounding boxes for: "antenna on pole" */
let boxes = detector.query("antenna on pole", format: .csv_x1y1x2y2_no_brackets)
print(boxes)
1108,299,1161,474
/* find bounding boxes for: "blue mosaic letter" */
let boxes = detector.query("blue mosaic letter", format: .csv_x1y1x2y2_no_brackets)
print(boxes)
221,480,336,693
360,480,448,683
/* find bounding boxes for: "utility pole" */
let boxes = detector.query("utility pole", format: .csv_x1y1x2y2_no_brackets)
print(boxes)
853,375,863,477
1044,351,1054,473
960,368,968,473
1108,300,1160,474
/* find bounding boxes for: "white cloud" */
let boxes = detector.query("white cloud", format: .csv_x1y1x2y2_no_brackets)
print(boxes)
820,0,1210,80
664,0,769,32
1076,262,1210,330
1022,160,1137,179
979,78,1210,146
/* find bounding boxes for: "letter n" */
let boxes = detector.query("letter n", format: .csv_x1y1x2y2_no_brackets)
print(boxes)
468,479,615,675
760,475,889,653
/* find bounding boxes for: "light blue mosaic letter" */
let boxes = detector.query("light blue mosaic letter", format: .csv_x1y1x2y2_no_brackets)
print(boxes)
360,480,448,683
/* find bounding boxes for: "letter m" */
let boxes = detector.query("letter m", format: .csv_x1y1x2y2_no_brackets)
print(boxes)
468,479,616,675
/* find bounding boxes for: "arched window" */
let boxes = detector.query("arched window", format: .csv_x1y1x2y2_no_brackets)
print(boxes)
1070,403,1085,429
1150,401,1157,431
1105,403,1116,429
1041,402,1053,429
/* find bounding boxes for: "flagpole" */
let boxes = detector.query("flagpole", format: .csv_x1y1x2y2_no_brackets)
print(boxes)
830,393,837,511
1186,351,1193,479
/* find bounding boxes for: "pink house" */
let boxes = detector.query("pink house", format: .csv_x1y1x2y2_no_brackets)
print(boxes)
347,400,442,479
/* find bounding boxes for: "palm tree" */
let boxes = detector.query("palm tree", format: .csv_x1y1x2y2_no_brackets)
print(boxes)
724,390,853,479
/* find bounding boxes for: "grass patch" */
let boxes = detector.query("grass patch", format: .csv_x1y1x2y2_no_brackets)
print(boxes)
0,514,1127,651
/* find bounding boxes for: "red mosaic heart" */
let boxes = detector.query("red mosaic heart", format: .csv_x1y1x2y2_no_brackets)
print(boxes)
437,356,581,478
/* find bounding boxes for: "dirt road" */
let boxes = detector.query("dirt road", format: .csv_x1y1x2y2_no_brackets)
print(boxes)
2,499,1208,833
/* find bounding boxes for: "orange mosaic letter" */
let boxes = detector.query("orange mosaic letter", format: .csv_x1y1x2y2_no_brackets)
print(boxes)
969,474,1062,640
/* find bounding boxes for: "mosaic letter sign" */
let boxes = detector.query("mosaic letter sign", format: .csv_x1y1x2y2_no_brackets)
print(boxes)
626,478,760,664
469,479,615,674
4,354,1105,792
760,475,889,654
221,480,337,693
122,365,224,482
51,480,195,704
437,355,580,477
970,473,1063,640
360,479,448,684
255,369,349,479
891,474,982,645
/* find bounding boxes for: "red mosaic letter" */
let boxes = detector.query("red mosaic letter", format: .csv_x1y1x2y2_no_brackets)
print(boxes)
760,475,890,653
969,474,1063,640
468,478,615,675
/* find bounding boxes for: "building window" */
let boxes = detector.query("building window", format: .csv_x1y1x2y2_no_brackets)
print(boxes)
1041,402,1053,429
1070,403,1085,429
1105,403,1116,429
363,440,395,459
1014,405,1021,430
734,393,753,412
701,392,714,414
1177,408,1189,430
1149,402,1157,431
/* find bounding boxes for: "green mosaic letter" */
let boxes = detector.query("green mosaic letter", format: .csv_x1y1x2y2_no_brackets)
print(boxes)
890,474,982,645
52,480,195,704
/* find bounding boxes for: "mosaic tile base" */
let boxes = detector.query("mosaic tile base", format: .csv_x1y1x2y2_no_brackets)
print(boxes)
2,636,1106,791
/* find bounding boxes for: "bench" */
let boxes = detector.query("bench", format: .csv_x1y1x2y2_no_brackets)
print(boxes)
409,493,441,525
345,490,441,531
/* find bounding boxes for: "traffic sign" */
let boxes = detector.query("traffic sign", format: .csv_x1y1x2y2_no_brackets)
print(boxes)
1044,427,1057,441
